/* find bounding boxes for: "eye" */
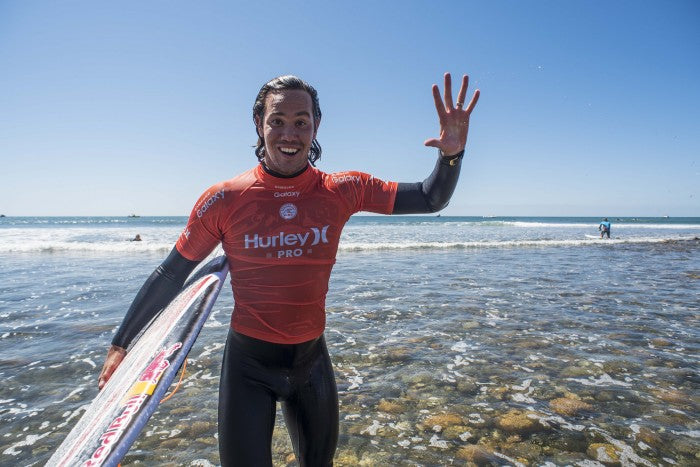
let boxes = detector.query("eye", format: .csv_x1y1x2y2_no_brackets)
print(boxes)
295,120,308,128
269,118,283,126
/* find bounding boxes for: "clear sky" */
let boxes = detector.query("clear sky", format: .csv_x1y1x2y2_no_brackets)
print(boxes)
1,0,698,216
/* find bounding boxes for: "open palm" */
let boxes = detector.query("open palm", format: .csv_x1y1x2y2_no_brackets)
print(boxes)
424,73,480,156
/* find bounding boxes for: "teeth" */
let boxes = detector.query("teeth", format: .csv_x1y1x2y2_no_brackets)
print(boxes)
280,147,298,155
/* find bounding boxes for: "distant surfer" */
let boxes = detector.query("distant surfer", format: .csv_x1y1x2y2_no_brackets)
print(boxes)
98,72,480,465
599,218,611,238
130,234,142,242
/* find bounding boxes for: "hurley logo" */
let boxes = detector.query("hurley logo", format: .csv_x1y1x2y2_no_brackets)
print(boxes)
244,225,329,249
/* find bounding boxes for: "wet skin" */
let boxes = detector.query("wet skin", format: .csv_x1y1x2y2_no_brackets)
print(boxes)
255,89,319,176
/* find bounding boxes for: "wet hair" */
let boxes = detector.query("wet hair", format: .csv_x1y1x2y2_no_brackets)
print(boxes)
253,75,322,165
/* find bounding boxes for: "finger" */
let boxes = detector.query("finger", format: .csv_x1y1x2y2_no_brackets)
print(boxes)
464,89,481,115
98,370,109,390
432,84,446,119
455,75,468,109
424,138,442,148
443,72,454,109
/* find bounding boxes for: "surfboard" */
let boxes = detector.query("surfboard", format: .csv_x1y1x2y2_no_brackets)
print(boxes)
48,255,229,467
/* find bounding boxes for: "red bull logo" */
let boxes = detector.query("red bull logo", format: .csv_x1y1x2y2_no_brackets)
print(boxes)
82,342,183,466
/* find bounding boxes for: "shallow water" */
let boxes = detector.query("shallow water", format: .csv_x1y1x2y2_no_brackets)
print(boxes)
1,218,698,466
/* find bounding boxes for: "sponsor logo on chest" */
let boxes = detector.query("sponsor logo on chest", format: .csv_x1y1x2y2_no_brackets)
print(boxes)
279,203,297,220
244,226,329,249
244,225,330,259
274,191,300,198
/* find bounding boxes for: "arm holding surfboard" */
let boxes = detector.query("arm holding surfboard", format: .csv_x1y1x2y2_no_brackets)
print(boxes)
98,248,201,389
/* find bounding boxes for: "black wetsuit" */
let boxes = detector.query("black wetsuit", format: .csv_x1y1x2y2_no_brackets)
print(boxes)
219,330,338,466
111,151,464,466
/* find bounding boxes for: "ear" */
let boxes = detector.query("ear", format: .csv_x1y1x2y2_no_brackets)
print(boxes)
254,115,263,138
313,117,321,138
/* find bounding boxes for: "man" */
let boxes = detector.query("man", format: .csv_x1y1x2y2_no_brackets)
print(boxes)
599,217,611,238
98,72,479,466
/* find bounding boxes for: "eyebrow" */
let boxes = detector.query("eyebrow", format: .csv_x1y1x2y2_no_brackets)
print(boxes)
268,110,312,118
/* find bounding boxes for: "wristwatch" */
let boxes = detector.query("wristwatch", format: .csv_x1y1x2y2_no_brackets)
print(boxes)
439,149,465,166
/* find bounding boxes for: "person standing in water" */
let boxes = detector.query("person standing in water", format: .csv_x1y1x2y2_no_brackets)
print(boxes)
599,217,611,238
98,72,480,466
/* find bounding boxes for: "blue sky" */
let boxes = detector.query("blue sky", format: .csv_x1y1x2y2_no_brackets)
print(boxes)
1,0,698,216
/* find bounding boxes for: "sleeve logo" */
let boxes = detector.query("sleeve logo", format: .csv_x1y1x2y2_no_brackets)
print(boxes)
331,174,361,184
196,189,225,218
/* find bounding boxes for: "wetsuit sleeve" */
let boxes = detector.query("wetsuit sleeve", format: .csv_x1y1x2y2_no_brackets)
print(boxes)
392,150,464,214
111,247,200,349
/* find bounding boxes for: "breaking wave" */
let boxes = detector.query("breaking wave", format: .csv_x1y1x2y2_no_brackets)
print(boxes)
2,237,696,254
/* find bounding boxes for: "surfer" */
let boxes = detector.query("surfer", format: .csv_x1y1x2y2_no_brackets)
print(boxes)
131,234,142,242
599,217,611,238
98,72,479,466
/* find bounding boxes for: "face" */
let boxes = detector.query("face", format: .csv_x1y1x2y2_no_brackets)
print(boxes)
256,89,319,176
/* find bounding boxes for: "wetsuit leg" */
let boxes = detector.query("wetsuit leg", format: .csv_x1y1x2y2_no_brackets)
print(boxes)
282,337,339,466
218,331,339,466
218,330,277,467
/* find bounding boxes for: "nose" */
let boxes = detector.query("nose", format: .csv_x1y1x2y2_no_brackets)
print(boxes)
279,124,300,141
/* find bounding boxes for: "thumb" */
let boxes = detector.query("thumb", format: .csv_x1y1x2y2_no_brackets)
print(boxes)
98,372,108,390
98,362,117,391
97,346,127,390
424,138,441,148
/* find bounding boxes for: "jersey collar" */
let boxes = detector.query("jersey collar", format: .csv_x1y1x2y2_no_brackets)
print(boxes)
255,163,318,193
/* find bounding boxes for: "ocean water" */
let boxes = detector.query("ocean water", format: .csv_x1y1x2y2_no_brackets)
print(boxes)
0,216,698,466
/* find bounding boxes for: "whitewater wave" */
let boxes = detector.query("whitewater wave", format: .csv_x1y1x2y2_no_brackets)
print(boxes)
3,237,695,254
505,221,700,230
0,242,174,254
338,236,699,251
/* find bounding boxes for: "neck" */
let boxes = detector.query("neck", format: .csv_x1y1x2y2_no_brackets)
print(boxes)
261,162,309,178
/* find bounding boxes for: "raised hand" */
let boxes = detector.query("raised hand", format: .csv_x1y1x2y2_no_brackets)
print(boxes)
424,73,480,157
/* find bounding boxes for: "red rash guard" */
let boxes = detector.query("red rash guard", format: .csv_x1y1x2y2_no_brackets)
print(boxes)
176,164,397,344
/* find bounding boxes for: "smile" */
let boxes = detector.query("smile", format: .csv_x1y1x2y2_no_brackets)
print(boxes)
279,147,300,156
